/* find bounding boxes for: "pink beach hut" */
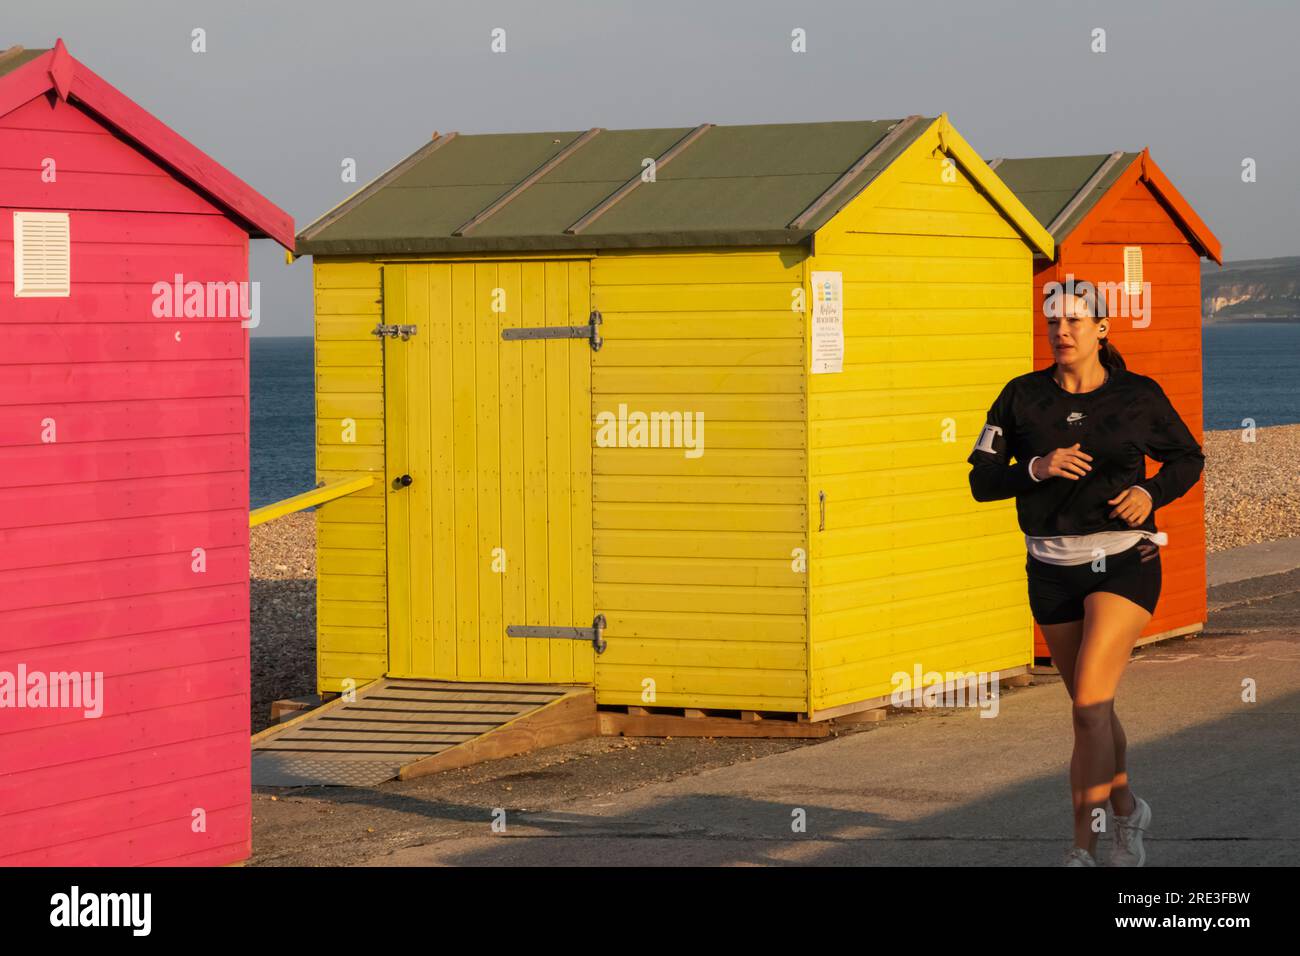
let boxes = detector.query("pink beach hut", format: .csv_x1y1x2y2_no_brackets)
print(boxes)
0,40,292,865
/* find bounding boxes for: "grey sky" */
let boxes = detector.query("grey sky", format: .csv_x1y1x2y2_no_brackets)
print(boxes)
11,0,1299,335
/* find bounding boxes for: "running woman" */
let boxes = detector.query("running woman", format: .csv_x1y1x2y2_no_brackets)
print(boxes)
967,279,1205,866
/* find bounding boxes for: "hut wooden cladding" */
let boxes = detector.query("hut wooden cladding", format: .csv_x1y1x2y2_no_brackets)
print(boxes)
296,114,1059,718
990,150,1222,658
0,41,292,865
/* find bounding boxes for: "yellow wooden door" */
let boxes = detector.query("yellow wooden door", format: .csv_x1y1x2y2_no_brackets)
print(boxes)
382,260,595,683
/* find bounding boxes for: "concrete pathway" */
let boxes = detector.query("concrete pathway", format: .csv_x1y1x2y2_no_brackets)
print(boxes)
1207,534,1300,587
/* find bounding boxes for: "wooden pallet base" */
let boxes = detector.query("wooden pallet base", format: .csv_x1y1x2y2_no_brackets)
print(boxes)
809,665,1030,722
1135,622,1204,648
599,705,831,738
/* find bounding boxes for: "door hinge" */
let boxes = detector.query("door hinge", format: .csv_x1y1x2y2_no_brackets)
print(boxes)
506,613,607,654
501,309,602,351
372,322,418,341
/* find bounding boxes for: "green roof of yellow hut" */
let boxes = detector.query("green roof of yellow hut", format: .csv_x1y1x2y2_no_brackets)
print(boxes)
299,117,1052,256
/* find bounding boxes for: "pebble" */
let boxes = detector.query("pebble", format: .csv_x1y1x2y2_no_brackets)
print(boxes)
1203,423,1300,552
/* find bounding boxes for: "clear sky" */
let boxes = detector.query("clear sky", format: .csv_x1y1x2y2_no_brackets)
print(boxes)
10,0,1299,335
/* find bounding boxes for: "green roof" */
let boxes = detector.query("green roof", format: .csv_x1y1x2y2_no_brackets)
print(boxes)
987,152,1140,242
0,46,48,79
297,118,936,255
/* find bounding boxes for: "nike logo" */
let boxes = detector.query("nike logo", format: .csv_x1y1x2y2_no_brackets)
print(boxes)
1066,412,1086,424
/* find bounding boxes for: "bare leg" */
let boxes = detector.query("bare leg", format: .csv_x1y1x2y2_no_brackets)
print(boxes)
1040,620,1090,850
1069,591,1151,855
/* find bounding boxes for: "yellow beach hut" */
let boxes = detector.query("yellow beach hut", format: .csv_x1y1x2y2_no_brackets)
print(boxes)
292,114,1053,725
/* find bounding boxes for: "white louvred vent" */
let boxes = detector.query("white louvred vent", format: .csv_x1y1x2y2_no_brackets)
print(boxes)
1123,245,1143,296
14,211,71,297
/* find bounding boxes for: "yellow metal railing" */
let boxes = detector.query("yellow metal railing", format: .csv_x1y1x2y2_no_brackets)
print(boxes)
249,475,376,528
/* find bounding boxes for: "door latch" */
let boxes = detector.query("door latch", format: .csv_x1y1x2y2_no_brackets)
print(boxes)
372,323,418,341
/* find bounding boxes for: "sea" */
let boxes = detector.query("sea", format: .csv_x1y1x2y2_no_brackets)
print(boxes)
249,323,1300,508
250,337,316,509
1202,322,1300,430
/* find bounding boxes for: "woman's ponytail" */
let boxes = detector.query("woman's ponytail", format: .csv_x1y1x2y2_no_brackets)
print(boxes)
1099,335,1127,370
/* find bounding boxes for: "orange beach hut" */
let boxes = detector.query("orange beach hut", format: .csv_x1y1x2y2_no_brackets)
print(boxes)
988,149,1222,658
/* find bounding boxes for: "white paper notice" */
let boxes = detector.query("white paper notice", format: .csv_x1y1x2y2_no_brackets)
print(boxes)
810,271,844,374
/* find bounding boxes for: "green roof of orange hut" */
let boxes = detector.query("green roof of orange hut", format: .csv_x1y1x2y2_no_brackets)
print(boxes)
988,150,1222,263
985,152,1142,243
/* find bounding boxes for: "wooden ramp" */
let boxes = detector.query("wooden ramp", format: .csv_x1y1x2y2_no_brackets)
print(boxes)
251,679,597,787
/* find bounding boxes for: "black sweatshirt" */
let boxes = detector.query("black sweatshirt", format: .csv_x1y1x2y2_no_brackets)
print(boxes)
967,365,1205,537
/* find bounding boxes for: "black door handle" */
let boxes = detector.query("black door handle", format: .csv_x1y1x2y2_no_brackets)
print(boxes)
393,474,413,489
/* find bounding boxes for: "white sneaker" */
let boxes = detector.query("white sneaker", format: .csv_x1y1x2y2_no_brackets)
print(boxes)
1063,847,1097,866
1108,796,1151,867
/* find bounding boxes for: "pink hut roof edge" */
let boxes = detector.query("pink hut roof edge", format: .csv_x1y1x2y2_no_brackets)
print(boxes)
0,39,294,250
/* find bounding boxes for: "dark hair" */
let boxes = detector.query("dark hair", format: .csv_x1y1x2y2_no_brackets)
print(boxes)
1051,277,1127,371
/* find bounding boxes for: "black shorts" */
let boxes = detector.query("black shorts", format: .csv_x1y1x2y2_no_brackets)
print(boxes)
1025,543,1161,625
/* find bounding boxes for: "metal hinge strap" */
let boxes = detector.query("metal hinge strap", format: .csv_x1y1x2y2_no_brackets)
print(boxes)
501,310,602,350
507,614,607,654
